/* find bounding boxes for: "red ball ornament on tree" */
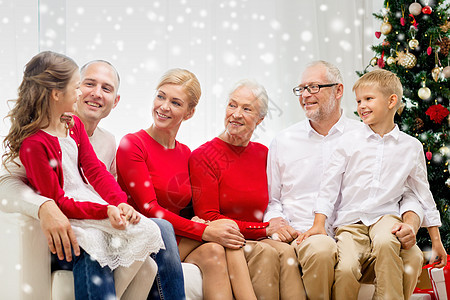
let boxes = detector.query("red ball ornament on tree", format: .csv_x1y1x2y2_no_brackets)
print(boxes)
425,104,450,124
426,151,433,160
422,5,432,14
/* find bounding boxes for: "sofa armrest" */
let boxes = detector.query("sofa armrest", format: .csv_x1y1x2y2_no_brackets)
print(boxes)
0,210,51,299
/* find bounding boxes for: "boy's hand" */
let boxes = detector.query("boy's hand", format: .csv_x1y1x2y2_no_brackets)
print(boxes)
118,203,140,225
391,222,416,249
107,205,126,230
296,225,327,244
430,241,447,268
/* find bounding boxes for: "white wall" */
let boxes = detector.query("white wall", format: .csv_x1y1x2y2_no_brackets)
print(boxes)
1,0,384,150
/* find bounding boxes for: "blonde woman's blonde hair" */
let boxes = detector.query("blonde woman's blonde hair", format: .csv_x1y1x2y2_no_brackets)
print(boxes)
353,69,404,113
156,68,201,109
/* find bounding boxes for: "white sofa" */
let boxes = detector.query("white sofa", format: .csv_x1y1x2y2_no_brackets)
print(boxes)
0,210,203,300
1,210,379,300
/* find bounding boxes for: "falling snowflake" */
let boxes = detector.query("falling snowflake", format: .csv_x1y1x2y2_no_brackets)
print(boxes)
91,275,103,286
320,4,328,11
330,18,344,32
301,31,313,42
110,236,122,249
339,40,352,52
22,284,33,294
49,159,58,168
287,257,296,266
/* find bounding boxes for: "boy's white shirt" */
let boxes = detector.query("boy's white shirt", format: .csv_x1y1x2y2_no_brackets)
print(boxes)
0,126,116,219
314,123,441,229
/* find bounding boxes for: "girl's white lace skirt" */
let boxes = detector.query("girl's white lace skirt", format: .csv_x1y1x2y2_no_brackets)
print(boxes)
70,215,165,270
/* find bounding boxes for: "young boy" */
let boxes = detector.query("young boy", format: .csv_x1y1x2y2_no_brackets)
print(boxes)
299,69,446,299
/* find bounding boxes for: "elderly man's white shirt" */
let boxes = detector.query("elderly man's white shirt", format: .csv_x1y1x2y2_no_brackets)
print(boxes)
314,124,441,228
0,126,116,219
264,114,424,235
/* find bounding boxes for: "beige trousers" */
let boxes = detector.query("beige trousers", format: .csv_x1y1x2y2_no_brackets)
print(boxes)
244,240,280,300
333,215,423,300
261,238,307,300
295,234,338,300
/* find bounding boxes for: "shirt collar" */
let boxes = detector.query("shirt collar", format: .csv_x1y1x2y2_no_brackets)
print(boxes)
363,123,400,140
305,110,347,137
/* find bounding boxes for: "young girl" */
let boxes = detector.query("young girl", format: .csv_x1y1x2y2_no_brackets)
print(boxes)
2,51,164,300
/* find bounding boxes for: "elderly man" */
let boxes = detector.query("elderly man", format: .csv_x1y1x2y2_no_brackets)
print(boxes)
263,60,424,299
0,60,185,300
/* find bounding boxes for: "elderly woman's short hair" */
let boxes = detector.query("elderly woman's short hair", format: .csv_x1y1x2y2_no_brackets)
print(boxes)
229,79,268,118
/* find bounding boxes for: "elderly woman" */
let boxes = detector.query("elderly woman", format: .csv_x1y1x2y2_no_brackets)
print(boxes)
116,69,247,299
189,79,306,300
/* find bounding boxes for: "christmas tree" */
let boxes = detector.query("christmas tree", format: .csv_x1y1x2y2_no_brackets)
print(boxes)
359,0,450,251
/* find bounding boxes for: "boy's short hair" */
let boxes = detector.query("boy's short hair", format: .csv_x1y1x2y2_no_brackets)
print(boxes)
353,69,404,112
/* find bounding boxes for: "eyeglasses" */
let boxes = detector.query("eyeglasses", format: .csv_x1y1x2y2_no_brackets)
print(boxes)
292,83,338,96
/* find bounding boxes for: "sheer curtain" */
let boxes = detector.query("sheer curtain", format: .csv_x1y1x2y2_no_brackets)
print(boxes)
0,0,383,149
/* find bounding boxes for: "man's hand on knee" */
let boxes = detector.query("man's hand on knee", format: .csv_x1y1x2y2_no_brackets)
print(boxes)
39,200,80,261
270,225,298,243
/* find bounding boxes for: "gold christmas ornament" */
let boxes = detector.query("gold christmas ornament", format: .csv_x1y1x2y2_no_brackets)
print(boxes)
387,56,396,65
408,39,419,49
408,2,422,16
398,51,417,69
439,146,449,156
443,66,450,78
370,57,378,67
380,21,393,35
431,66,441,82
418,86,431,100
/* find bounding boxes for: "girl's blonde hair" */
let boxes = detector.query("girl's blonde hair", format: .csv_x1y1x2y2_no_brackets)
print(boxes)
2,51,78,167
156,68,201,109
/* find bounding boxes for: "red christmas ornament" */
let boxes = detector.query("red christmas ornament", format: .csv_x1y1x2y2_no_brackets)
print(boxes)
375,31,381,39
425,104,450,124
426,151,433,160
422,5,432,14
377,51,385,68
409,14,418,29
427,46,432,55
400,17,406,26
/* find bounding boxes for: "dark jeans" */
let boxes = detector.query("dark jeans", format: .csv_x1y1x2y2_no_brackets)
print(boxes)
148,218,185,300
54,218,185,300
72,250,115,300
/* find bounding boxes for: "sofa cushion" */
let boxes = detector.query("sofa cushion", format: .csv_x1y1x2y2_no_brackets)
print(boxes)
50,263,204,300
